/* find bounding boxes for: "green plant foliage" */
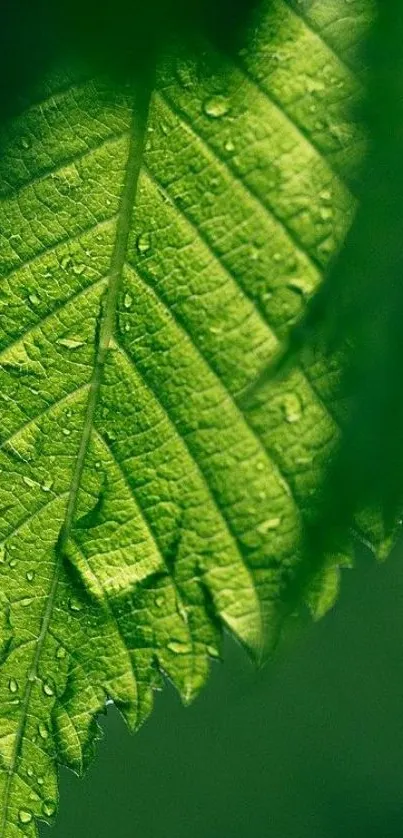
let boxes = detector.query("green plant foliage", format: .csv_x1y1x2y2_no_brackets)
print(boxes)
0,0,379,833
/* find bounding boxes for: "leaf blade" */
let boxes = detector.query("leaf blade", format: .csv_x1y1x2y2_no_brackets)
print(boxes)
0,0,375,831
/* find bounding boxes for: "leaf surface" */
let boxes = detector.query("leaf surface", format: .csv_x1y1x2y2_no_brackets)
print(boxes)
0,0,373,832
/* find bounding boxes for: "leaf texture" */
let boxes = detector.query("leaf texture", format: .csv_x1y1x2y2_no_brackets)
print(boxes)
0,0,373,832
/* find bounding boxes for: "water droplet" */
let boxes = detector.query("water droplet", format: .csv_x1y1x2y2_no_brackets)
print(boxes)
69,598,82,612
62,428,71,436
124,323,131,332
56,646,66,660
60,255,72,271
8,678,18,693
0,544,6,564
283,393,302,423
26,569,35,582
167,640,191,655
207,645,220,659
41,477,53,493
57,337,85,350
38,722,49,740
9,558,17,568
28,293,40,306
124,293,132,309
176,62,195,89
23,476,36,488
43,680,55,697
27,767,34,778
155,595,165,608
18,809,33,824
37,776,44,785
288,277,314,297
203,95,229,118
72,263,85,275
257,517,281,535
136,232,151,255
20,136,31,150
296,456,311,465
224,138,235,153
42,800,56,818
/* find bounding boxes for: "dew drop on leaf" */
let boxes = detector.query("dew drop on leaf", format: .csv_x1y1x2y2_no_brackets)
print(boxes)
155,595,165,608
57,337,85,350
283,393,302,423
257,517,281,535
42,680,55,697
72,263,85,275
296,456,312,466
60,255,72,271
41,477,54,493
28,293,40,306
124,293,133,309
136,232,151,255
203,95,229,118
56,646,66,660
18,809,32,824
167,641,191,655
288,277,314,297
42,799,56,818
26,570,35,582
8,678,18,694
20,136,31,150
38,722,49,740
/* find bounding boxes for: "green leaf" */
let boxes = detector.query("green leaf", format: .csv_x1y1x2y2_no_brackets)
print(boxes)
0,0,375,832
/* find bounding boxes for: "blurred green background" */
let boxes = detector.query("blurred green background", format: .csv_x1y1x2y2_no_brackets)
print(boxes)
41,543,403,837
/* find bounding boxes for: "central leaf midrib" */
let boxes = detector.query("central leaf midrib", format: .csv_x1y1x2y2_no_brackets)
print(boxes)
58,85,152,549
0,85,151,834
